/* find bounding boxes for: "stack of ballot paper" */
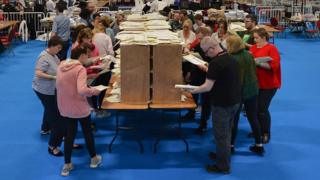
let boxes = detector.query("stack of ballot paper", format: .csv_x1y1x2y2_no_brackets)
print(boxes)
175,84,199,90
183,54,207,66
255,56,272,63
92,85,109,91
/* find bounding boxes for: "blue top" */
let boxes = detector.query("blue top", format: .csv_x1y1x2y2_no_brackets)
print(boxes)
52,14,70,41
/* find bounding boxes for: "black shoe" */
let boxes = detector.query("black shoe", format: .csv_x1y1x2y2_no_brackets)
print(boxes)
72,144,84,150
181,111,195,121
90,124,98,133
206,164,230,174
231,146,235,154
249,145,265,156
262,134,270,144
194,126,207,135
48,147,63,157
209,152,216,160
247,132,254,138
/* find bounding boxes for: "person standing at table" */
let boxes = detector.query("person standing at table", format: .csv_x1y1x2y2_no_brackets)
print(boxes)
32,36,64,154
241,14,258,49
250,28,281,144
51,2,70,61
190,36,241,174
227,35,265,155
56,46,102,176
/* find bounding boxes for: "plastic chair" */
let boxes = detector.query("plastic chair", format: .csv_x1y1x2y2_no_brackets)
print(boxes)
304,21,319,39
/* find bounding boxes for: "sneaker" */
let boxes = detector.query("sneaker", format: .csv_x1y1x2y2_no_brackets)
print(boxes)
206,164,230,174
90,154,102,168
249,145,265,156
61,164,74,176
40,130,51,135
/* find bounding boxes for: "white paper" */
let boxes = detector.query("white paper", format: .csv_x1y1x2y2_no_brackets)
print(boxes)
183,54,207,66
105,95,120,103
92,85,109,91
255,56,272,63
175,84,199,90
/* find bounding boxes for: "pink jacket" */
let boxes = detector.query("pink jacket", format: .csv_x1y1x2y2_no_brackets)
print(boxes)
56,60,99,118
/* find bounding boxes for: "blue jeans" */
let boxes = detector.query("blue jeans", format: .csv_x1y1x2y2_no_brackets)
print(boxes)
211,104,240,170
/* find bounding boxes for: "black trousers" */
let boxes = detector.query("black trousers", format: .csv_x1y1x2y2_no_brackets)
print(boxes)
63,115,97,164
192,92,211,125
231,95,262,145
90,72,112,109
57,40,70,61
34,90,64,147
258,89,277,135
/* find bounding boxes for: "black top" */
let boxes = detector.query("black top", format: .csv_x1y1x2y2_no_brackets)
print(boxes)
190,43,211,86
206,52,241,107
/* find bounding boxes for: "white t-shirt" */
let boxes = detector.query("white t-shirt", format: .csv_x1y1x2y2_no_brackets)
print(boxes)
92,33,114,56
178,30,196,47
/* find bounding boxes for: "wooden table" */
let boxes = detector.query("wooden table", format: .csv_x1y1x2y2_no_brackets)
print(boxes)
0,21,17,31
102,87,196,153
149,93,196,153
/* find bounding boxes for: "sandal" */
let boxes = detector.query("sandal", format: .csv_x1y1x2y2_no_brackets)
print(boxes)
48,147,63,157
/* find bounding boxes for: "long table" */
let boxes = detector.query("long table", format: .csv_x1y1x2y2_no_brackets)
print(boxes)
101,88,196,153
0,21,17,31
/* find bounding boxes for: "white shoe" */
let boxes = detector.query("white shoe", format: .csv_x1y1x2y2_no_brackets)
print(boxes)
90,154,102,168
61,164,74,176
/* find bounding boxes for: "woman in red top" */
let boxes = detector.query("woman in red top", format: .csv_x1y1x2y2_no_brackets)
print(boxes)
250,28,281,144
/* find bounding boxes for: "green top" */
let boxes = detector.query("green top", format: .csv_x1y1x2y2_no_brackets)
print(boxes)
231,50,259,100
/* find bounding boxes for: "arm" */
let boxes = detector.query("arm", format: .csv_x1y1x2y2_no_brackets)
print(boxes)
36,69,56,79
191,78,215,94
106,36,114,56
51,18,57,38
77,68,100,96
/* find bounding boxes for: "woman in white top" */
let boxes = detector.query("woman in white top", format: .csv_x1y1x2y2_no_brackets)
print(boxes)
92,23,114,56
178,20,196,48
211,20,229,49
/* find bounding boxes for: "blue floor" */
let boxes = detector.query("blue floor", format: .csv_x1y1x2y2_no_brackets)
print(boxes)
0,36,320,180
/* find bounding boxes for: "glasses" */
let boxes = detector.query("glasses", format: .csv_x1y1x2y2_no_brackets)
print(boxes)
204,47,214,55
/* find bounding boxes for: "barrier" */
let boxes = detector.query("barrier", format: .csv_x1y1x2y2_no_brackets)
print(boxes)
3,12,46,37
258,8,286,25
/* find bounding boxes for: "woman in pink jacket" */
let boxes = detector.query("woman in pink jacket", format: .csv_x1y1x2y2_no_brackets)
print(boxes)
56,46,103,176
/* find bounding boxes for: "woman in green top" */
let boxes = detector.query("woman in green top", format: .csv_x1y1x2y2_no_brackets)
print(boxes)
226,35,265,155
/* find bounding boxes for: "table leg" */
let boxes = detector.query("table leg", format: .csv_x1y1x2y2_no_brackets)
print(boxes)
153,110,164,154
177,110,189,153
108,111,119,153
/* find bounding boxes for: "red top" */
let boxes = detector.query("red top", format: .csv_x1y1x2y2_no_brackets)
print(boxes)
250,43,281,89
189,37,200,50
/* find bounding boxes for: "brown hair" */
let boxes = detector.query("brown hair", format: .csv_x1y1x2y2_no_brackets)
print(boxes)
253,28,269,41
72,24,87,43
195,26,212,36
77,28,93,44
226,35,245,54
100,16,112,28
194,14,203,21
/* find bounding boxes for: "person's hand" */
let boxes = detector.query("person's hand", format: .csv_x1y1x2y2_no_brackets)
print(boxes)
92,88,101,96
87,73,99,79
197,64,208,72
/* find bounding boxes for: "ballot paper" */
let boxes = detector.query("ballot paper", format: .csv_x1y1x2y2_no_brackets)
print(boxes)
110,88,121,95
255,56,272,63
181,94,187,102
175,84,199,90
183,54,207,66
92,85,109,91
106,94,120,103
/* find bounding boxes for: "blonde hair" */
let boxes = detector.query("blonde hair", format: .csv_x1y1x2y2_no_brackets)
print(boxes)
183,19,193,29
77,28,93,44
226,35,245,54
92,23,105,34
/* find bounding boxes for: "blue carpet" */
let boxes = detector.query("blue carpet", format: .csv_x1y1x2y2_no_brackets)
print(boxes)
0,36,320,180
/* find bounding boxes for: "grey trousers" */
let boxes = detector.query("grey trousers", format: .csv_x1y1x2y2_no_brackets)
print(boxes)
211,103,240,170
